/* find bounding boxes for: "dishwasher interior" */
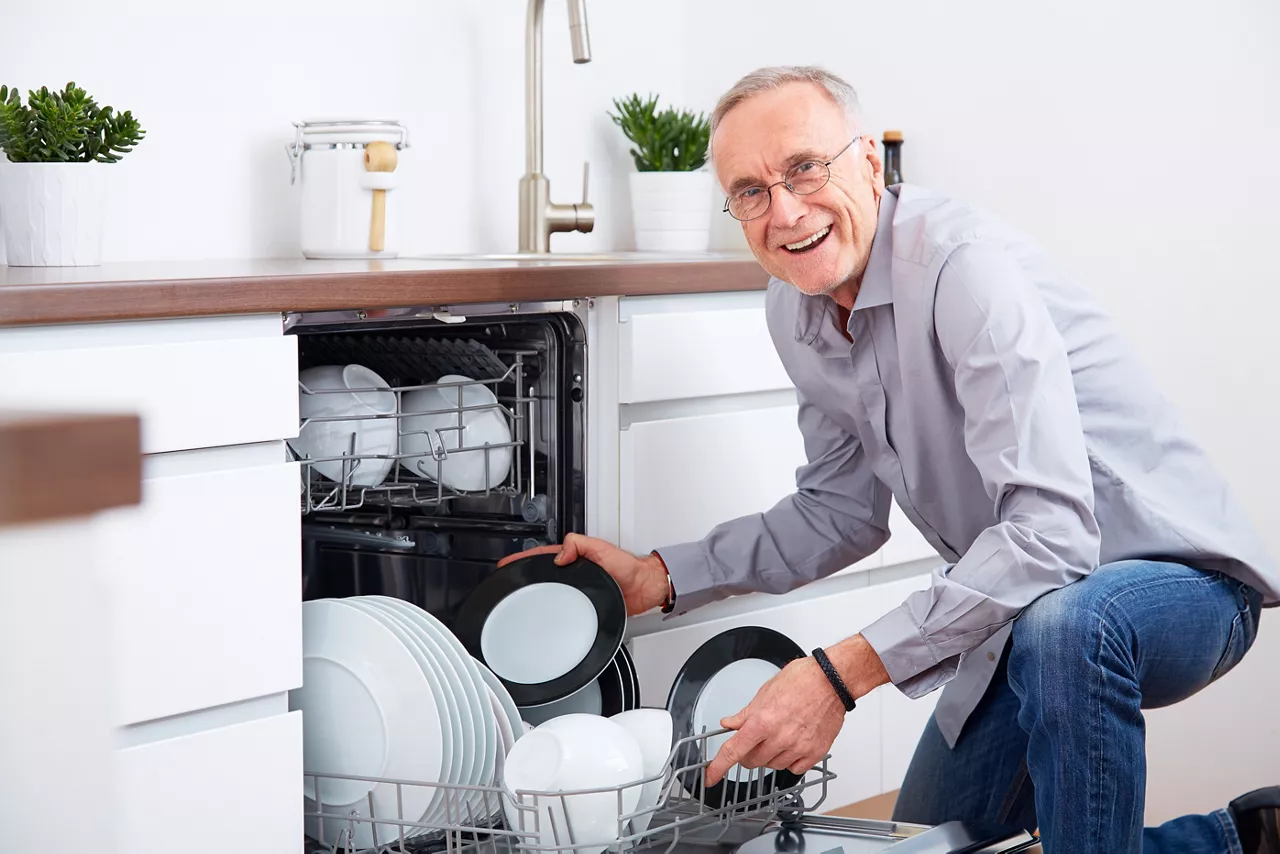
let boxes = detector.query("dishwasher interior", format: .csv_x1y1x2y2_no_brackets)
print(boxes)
288,305,586,629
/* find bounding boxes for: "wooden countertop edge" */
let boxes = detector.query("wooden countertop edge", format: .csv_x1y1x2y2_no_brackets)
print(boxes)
0,260,771,326
0,411,142,528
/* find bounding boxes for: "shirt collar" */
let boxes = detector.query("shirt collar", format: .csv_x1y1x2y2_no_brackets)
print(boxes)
792,185,898,345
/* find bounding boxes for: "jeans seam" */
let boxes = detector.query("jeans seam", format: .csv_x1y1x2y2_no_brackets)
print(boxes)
1091,602,1106,851
1216,807,1245,854
1209,613,1242,682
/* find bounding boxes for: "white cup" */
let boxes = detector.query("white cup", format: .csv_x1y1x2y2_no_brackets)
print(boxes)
292,364,397,488
609,708,673,838
503,714,644,854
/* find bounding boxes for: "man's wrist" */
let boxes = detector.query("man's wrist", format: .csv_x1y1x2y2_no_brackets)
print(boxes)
644,551,674,613
823,634,891,699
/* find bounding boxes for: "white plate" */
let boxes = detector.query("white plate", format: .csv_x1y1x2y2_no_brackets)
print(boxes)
291,599,445,848
370,598,499,819
474,658,524,750
400,374,513,492
349,599,463,834
481,582,599,685
691,658,781,784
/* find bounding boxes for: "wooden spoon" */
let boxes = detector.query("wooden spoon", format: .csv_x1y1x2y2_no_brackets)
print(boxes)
363,141,398,252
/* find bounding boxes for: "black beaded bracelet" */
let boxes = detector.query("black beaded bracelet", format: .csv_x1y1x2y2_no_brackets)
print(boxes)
812,648,857,713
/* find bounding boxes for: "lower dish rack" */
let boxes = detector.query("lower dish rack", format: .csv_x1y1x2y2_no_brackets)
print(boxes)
304,729,836,854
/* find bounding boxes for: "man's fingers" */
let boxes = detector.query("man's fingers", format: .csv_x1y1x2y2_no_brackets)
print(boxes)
705,727,764,787
720,709,747,731
496,545,561,568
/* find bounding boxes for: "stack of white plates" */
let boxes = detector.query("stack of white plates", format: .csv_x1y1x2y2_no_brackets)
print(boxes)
290,596,523,848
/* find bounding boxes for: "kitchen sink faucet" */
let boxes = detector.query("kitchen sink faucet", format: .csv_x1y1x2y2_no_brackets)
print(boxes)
519,0,596,253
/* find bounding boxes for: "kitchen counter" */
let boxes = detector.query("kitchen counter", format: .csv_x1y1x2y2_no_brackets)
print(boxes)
0,252,770,326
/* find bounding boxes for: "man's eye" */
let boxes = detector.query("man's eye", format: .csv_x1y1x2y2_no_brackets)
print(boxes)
739,187,763,199
792,161,819,175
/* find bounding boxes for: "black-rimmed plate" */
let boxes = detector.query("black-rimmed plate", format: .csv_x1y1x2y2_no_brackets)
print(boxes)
666,625,806,807
616,642,641,710
454,553,626,707
517,650,628,725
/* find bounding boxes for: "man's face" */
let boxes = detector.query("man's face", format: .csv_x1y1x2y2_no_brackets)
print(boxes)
712,82,883,302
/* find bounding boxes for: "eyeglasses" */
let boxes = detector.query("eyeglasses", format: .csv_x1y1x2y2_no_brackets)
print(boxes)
722,135,861,222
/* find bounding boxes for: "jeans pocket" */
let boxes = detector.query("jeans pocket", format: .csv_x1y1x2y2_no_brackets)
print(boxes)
1209,613,1243,683
1209,582,1258,683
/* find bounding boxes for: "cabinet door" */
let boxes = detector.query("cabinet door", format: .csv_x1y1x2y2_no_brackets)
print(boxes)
620,404,803,553
618,292,792,404
116,712,303,854
97,460,302,725
0,314,298,454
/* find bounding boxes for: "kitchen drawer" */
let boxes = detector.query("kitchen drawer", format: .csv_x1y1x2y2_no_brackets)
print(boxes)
620,404,805,554
116,711,303,854
0,314,298,454
97,460,302,725
618,292,793,404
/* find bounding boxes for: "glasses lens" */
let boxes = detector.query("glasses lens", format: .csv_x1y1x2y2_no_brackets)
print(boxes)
728,187,769,221
787,161,830,195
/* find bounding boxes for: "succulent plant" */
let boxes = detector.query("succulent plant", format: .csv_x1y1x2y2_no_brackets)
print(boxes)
608,93,710,172
0,81,145,163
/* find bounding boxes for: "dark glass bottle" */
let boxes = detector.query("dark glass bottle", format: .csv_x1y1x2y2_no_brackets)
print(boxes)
882,130,904,186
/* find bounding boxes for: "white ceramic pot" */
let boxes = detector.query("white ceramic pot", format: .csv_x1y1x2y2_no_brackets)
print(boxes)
287,119,409,259
0,160,108,266
628,170,713,252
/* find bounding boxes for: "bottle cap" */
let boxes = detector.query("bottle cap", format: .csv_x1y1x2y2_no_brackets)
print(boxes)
882,130,903,142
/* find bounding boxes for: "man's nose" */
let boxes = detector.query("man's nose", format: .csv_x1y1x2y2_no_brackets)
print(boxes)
768,185,808,229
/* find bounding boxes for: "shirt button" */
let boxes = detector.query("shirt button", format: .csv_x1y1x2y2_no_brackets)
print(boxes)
987,651,997,662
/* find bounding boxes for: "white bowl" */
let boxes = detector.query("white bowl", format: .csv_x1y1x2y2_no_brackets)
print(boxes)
503,714,644,854
400,374,513,492
609,709,673,837
292,364,397,488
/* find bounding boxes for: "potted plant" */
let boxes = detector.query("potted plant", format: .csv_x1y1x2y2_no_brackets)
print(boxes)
0,81,145,266
608,94,713,252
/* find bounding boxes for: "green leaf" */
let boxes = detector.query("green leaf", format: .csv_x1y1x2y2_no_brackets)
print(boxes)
0,80,144,163
607,93,709,172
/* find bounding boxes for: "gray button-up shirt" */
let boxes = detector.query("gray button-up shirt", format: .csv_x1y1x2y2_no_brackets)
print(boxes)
657,184,1279,747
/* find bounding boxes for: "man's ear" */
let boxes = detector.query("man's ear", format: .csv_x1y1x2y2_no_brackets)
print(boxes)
863,136,885,188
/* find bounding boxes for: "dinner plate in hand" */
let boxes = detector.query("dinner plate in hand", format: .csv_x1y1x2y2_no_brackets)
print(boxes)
665,625,806,806
454,553,626,707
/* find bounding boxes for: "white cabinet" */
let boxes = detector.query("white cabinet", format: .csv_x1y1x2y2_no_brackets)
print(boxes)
620,404,804,554
0,314,298,455
97,457,302,725
116,712,303,854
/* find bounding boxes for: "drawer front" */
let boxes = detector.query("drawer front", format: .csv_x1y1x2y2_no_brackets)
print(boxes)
116,712,303,854
99,461,302,725
618,292,793,404
0,317,298,454
620,405,805,553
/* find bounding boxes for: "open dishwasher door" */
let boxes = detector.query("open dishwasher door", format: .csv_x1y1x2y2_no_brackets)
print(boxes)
728,813,1039,854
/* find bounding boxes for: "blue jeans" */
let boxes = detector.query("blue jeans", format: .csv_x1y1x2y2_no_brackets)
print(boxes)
893,560,1264,853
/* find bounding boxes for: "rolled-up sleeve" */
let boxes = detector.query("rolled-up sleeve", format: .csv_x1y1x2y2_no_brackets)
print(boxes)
860,242,1102,697
656,389,892,614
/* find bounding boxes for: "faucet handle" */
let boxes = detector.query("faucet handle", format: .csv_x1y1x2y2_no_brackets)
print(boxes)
580,161,590,206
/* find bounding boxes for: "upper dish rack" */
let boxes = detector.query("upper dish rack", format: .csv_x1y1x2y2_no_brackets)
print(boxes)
304,728,835,854
293,342,539,516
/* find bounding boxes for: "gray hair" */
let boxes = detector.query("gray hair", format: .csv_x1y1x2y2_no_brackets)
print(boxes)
709,66,863,161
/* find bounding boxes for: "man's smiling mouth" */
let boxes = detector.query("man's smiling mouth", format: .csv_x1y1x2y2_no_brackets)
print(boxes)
783,225,831,253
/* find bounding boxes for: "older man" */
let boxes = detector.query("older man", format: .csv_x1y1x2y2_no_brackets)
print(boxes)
506,66,1279,853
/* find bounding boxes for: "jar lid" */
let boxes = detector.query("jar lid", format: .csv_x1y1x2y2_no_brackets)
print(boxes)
286,119,409,183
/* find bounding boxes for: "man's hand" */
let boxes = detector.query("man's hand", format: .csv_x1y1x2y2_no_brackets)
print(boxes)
497,533,671,617
704,635,891,787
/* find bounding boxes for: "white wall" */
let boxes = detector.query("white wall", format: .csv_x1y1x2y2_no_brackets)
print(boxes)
0,0,689,261
7,0,1277,828
685,0,1280,825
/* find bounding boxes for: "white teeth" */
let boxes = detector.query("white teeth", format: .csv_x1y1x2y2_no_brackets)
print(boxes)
785,226,830,251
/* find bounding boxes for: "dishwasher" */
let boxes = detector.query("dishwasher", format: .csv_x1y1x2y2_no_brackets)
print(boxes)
284,302,1039,854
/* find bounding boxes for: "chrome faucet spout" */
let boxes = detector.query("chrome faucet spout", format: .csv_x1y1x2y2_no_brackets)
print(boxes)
519,0,595,253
